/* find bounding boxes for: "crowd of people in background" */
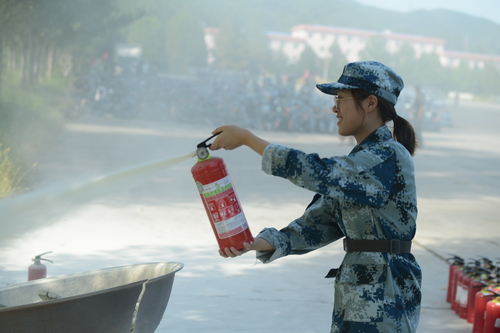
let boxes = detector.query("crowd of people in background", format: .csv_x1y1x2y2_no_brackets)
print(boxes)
70,60,452,140
70,63,337,135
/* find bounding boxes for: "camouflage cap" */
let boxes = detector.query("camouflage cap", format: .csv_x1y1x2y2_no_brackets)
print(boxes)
316,61,404,106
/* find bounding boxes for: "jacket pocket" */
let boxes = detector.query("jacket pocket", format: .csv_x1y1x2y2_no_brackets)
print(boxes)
334,264,387,322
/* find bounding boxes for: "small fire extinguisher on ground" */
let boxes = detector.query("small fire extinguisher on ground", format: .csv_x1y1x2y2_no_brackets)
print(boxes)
446,255,464,303
473,287,497,333
191,133,254,251
28,251,53,281
484,290,500,333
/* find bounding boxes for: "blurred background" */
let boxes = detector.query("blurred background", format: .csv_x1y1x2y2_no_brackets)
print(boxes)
1,0,499,192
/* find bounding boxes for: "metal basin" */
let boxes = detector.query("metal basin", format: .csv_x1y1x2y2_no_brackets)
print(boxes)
0,262,183,333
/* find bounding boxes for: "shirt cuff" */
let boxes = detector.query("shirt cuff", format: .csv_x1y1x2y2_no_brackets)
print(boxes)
262,144,291,176
255,227,289,263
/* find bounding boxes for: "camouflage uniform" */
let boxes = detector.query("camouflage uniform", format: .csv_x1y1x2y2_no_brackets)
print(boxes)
255,125,422,333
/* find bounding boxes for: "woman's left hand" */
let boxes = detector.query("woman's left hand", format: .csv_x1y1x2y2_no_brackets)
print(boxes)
218,238,274,258
219,242,252,258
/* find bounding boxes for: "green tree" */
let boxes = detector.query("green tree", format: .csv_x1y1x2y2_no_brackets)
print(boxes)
214,18,250,70
0,0,137,88
127,15,165,66
392,43,417,83
0,0,23,92
448,62,473,92
262,50,290,76
476,63,500,96
291,45,318,77
243,28,272,75
164,7,207,73
358,36,393,65
325,42,348,81
415,53,446,89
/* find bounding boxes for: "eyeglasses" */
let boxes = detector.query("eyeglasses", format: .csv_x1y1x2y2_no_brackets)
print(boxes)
333,96,353,109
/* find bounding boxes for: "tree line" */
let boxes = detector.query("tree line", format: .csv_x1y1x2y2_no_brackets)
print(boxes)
0,0,136,92
1,0,499,97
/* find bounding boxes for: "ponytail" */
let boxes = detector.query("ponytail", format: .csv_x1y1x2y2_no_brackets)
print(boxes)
391,114,417,156
351,89,418,156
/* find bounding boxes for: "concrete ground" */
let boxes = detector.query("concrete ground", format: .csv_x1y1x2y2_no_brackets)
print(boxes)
1,99,499,332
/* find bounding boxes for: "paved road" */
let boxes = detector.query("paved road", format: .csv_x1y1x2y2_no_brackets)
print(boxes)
0,99,499,332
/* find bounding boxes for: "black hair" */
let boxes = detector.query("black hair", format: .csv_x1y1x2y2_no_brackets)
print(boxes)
350,89,417,156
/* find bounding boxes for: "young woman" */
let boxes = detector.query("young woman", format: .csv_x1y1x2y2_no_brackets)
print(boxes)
210,61,422,333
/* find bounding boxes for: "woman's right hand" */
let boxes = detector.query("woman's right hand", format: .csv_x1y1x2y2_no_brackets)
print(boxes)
210,125,270,156
210,125,251,151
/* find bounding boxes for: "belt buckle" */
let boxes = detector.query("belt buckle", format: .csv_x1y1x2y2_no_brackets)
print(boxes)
390,239,400,254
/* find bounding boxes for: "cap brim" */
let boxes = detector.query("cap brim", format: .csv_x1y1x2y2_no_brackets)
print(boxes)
316,82,358,95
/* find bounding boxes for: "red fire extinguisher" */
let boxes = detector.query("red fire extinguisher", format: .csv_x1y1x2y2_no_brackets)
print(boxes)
453,265,465,312
28,251,53,281
446,256,464,303
191,133,254,251
468,267,491,324
473,287,497,333
458,264,477,319
484,294,500,333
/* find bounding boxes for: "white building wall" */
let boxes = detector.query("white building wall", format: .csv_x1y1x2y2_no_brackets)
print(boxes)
305,32,335,58
206,25,500,70
439,50,500,69
204,28,219,64
338,35,369,62
282,41,306,63
269,40,282,53
385,40,400,54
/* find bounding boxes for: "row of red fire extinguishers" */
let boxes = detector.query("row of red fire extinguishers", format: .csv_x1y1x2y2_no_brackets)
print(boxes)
447,255,500,333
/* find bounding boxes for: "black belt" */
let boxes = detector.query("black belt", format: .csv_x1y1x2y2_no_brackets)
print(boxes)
325,238,412,278
343,238,412,254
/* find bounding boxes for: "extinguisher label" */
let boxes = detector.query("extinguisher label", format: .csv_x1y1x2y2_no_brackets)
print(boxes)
455,284,468,307
200,176,249,239
496,318,500,328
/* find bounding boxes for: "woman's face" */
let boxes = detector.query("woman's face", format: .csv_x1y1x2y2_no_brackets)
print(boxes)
332,90,364,138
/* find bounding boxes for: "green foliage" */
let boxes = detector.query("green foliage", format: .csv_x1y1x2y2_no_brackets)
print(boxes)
325,42,348,82
0,145,21,198
358,36,394,65
262,50,290,76
475,63,500,96
127,15,165,65
242,28,273,76
164,8,207,73
291,45,319,77
0,71,70,196
214,19,251,71
0,0,136,88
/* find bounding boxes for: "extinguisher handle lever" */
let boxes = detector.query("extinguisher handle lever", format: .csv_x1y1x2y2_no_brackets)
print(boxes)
197,132,221,149
39,258,53,263
33,251,53,263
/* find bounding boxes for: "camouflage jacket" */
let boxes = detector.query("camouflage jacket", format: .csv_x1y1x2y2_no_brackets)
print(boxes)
256,126,422,333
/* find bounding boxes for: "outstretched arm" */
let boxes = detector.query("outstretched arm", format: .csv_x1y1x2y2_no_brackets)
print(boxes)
210,125,270,156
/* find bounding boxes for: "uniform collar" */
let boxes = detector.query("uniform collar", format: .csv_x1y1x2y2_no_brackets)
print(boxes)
350,125,392,154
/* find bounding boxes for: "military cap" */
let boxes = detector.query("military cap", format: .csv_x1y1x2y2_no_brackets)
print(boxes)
316,61,404,105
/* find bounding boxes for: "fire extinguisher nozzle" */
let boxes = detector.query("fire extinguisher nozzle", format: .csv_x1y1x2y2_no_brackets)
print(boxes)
196,147,210,160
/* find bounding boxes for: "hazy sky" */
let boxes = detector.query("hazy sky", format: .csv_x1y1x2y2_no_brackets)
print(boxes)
355,0,500,25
